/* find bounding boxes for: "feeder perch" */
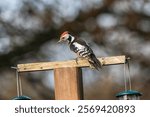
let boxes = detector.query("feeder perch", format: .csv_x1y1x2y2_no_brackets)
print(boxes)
116,90,142,100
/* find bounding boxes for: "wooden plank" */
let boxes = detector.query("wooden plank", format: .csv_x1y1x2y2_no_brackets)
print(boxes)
54,67,83,100
100,55,126,65
17,55,126,72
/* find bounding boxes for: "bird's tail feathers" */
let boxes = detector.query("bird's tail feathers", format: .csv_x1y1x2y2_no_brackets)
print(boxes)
88,54,102,71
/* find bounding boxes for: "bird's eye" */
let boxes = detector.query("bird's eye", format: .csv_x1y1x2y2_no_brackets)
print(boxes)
62,37,65,40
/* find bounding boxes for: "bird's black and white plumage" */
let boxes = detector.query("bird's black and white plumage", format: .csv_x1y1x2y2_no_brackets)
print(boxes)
58,31,102,70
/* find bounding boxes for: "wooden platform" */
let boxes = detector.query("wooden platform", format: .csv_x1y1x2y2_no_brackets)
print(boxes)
17,55,126,100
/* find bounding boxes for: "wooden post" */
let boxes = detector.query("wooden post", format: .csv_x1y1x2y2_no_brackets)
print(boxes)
54,67,83,100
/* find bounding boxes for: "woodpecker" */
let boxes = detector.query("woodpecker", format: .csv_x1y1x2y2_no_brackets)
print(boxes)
58,31,102,70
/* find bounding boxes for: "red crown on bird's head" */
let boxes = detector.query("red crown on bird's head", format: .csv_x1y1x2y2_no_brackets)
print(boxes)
60,31,69,38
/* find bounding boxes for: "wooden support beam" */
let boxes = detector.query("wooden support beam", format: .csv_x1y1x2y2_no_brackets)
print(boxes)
54,67,83,100
17,55,126,72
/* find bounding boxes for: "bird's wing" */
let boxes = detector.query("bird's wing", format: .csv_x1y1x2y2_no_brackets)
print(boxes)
77,39,101,69
77,39,93,50
69,38,94,58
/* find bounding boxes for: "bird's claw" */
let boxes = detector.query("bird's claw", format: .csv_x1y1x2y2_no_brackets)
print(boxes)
75,58,79,64
89,64,95,69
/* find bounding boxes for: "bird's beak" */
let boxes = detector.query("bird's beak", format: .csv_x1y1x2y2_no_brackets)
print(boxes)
57,39,62,43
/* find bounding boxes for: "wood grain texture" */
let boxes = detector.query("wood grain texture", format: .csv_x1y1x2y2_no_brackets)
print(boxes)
54,67,83,100
17,55,126,72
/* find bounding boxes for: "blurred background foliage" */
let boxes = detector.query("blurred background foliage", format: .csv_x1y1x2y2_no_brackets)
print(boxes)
0,0,150,99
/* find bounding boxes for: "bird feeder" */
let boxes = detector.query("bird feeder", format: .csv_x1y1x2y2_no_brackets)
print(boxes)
11,67,31,100
16,55,138,100
13,95,31,100
116,90,142,100
116,58,142,100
